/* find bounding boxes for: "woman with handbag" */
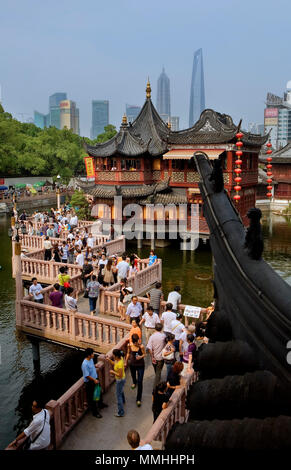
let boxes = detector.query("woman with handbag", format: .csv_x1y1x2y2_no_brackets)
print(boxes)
162,333,176,380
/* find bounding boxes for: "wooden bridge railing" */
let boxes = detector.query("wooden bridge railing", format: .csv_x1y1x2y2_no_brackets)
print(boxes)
21,258,82,281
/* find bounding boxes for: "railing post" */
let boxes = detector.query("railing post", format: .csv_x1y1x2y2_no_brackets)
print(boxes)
15,241,23,326
99,289,105,314
46,400,62,449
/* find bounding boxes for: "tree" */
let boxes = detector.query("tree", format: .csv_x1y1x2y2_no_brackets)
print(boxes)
95,124,117,143
69,190,90,220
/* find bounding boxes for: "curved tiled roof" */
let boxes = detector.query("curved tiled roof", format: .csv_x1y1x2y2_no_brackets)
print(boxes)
260,142,291,163
86,181,170,199
85,100,269,159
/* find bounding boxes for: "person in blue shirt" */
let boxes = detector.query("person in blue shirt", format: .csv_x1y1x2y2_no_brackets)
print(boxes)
148,250,158,267
81,348,108,418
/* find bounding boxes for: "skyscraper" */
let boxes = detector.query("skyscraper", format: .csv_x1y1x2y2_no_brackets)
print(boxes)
91,100,109,140
156,68,171,120
49,92,67,128
126,104,141,123
189,49,205,127
60,100,80,135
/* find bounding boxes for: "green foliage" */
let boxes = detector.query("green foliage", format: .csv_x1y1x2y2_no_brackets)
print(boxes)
69,190,90,220
94,124,117,144
0,105,117,180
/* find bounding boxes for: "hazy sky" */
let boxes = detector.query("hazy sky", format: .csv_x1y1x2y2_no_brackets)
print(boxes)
1,0,291,136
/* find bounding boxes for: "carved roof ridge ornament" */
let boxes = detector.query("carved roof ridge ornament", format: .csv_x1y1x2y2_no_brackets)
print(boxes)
197,119,217,133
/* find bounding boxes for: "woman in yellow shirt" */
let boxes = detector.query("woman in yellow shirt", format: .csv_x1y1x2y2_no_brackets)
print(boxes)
107,349,126,417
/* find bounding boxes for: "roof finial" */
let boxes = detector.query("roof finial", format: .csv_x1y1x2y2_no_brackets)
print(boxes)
167,118,171,129
146,77,151,99
121,113,128,127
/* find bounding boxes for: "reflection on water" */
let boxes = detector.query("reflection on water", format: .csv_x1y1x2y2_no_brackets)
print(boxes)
0,212,291,448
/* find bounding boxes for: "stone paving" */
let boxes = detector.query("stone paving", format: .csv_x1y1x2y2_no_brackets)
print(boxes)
61,293,166,450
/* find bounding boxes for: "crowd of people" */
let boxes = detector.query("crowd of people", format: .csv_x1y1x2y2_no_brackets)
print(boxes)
20,206,215,450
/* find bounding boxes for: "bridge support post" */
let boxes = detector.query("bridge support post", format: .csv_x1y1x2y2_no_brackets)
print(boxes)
31,339,41,374
137,237,142,249
151,238,155,250
14,241,23,326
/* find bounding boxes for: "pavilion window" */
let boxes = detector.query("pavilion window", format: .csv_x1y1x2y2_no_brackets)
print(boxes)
163,160,169,171
249,155,253,170
172,160,185,170
107,159,117,170
145,160,151,170
125,159,141,170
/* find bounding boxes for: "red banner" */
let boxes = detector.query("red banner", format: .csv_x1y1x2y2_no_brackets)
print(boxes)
84,157,95,179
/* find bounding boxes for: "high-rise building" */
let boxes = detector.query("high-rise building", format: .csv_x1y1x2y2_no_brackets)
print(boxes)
49,92,67,128
33,111,49,129
157,68,171,119
126,104,141,123
60,100,80,134
264,85,291,149
189,48,205,127
91,100,109,140
170,116,180,131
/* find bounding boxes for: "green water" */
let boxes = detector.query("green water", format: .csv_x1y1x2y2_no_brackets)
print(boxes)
0,212,291,448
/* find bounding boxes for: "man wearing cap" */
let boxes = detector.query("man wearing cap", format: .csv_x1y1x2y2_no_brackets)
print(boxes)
126,295,143,324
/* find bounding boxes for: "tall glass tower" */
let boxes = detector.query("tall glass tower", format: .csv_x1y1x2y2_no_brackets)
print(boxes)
156,68,171,120
49,92,67,128
189,49,205,127
91,100,109,139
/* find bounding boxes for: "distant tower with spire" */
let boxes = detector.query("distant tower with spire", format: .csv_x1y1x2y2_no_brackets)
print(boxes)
189,48,205,127
156,67,171,123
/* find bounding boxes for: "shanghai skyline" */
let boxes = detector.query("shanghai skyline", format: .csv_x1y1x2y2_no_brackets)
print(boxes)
1,0,291,137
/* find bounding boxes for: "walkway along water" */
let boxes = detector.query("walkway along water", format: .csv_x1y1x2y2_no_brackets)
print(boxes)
6,233,198,450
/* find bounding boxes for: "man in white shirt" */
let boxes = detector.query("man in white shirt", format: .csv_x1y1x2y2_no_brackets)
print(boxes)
70,214,78,228
167,286,182,312
76,249,85,267
139,306,160,343
117,254,130,282
170,313,185,358
127,429,153,451
87,233,95,249
67,231,75,242
161,303,176,334
74,235,83,250
10,399,50,450
29,278,44,304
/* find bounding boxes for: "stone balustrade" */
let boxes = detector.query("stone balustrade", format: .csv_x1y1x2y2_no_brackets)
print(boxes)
6,335,130,450
143,370,196,448
18,299,131,350
21,258,82,282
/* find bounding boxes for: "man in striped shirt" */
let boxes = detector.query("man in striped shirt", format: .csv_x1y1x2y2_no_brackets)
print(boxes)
147,282,163,316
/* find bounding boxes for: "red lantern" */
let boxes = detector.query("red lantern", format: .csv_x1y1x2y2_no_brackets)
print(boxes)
267,185,272,190
235,159,242,165
236,132,243,139
266,157,272,162
236,141,243,147
234,168,242,174
267,178,272,183
236,150,243,157
266,192,272,198
266,142,272,148
266,164,272,169
234,185,241,191
233,194,241,201
266,149,272,154
234,176,242,183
